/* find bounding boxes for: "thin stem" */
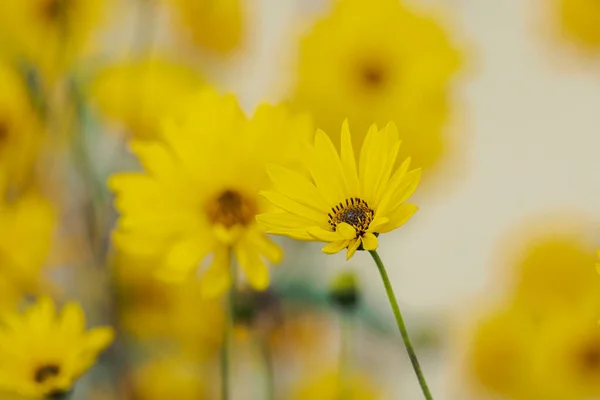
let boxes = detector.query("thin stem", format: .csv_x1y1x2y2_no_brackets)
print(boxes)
368,250,433,400
339,312,352,400
221,254,236,400
257,334,275,400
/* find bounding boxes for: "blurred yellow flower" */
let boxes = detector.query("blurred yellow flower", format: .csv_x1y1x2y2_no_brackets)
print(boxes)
166,0,244,54
0,297,114,398
132,356,208,400
0,0,107,82
292,0,462,172
258,121,420,260
530,307,600,400
0,61,43,188
468,307,537,399
110,89,313,297
557,0,600,50
90,57,205,140
0,182,56,311
289,369,381,400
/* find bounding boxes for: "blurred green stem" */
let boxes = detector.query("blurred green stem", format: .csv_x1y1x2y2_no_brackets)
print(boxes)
339,312,352,400
368,250,433,400
257,334,275,400
221,253,236,400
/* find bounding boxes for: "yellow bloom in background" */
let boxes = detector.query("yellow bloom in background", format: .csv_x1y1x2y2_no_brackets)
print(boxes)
89,57,205,140
0,0,108,82
166,0,245,54
0,297,114,398
292,0,462,173
110,89,313,297
288,369,381,400
529,306,600,400
258,121,420,260
0,61,43,188
557,0,600,50
132,356,208,400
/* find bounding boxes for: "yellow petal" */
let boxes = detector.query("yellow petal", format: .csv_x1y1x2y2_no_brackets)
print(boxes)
322,240,350,254
346,239,362,260
358,124,380,203
200,247,232,298
378,204,419,233
340,120,360,195
84,327,115,353
60,302,85,338
235,243,270,291
308,130,347,205
361,233,379,251
308,226,341,242
129,140,177,179
163,234,210,277
336,222,357,240
249,231,283,264
260,190,326,224
368,216,389,232
265,164,329,212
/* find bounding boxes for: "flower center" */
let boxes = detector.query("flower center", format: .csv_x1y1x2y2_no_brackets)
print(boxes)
40,0,66,23
0,122,8,143
34,364,61,384
205,189,257,228
578,341,600,374
328,198,374,235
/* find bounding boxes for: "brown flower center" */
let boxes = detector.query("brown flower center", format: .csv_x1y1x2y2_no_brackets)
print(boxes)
0,122,8,143
205,189,257,228
578,341,600,374
328,198,374,235
34,364,61,384
40,0,66,22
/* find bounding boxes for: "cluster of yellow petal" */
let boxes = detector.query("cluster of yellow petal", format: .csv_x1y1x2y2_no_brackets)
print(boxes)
0,297,114,398
557,0,600,50
0,0,108,82
89,57,205,140
110,89,313,297
292,0,462,173
288,369,381,400
258,121,421,260
468,218,600,400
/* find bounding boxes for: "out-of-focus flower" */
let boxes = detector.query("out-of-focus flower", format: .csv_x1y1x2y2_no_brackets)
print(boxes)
288,369,381,400
0,61,43,188
132,356,208,400
0,182,56,311
557,0,600,50
468,307,537,399
292,0,462,172
257,121,420,260
0,297,114,398
328,270,360,310
110,89,313,297
89,57,205,140
165,0,244,54
0,0,108,82
530,307,600,400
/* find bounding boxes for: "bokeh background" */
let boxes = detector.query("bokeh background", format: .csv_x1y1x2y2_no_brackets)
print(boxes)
1,0,600,399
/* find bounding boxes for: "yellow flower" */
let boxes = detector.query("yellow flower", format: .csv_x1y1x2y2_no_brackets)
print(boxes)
530,306,600,400
257,121,420,260
0,297,114,398
557,0,600,50
292,0,462,172
132,356,207,400
165,0,244,54
89,57,205,140
110,89,313,297
0,61,43,188
288,369,381,400
0,0,108,82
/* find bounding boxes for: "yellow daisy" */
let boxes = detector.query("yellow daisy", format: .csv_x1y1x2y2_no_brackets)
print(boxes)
0,61,43,188
257,121,421,260
110,89,313,297
89,57,205,140
557,0,600,50
0,297,114,398
292,0,462,172
0,0,108,82
165,0,245,54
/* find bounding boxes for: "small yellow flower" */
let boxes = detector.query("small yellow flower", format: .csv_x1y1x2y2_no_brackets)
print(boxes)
89,57,205,140
292,0,462,172
0,0,108,81
132,356,207,400
0,297,114,398
0,61,43,188
557,0,600,50
257,121,420,260
288,369,381,400
110,89,313,297
165,0,244,54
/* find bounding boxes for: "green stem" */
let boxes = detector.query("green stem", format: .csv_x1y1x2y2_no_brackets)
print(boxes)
368,250,433,400
257,335,275,400
339,312,352,400
221,254,236,400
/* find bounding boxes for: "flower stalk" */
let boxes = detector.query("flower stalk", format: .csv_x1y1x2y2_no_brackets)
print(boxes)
369,250,433,400
221,252,236,400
